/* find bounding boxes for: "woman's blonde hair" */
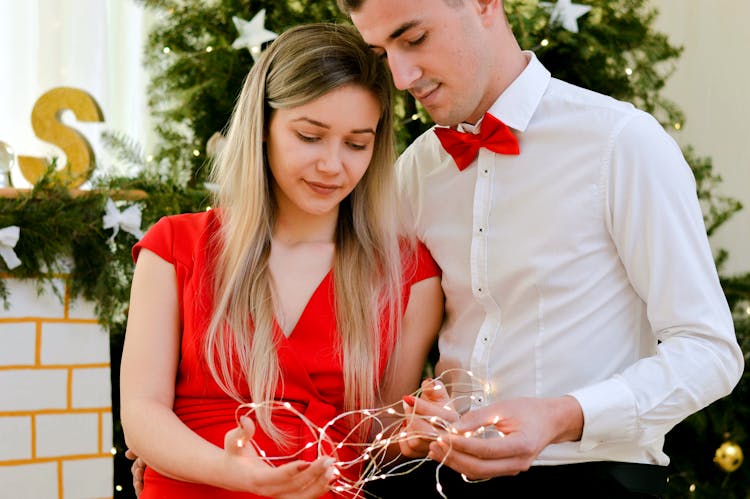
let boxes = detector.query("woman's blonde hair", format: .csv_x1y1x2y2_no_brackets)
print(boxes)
204,22,403,442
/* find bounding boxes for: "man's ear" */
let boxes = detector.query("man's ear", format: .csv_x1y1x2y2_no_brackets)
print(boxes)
475,0,504,25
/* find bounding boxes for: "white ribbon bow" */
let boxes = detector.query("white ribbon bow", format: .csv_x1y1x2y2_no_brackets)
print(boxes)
0,225,22,270
102,198,144,243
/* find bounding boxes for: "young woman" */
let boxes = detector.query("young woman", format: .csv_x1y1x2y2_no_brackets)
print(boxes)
120,23,443,499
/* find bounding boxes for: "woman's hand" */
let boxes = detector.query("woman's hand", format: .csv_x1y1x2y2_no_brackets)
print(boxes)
399,378,459,459
222,416,337,498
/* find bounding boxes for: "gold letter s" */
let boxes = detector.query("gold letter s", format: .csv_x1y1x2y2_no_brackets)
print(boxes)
18,87,104,188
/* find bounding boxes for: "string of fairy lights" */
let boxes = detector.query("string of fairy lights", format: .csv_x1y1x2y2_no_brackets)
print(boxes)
231,368,500,498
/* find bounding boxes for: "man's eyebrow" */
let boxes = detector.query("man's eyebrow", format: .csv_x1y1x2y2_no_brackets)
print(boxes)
389,21,420,40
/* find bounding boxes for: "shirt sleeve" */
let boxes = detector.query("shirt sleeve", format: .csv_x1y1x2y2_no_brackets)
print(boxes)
569,112,744,450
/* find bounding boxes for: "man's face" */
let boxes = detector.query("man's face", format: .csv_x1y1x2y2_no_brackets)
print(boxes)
351,0,494,126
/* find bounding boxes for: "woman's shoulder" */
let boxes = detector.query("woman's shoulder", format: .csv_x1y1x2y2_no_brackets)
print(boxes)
157,210,217,233
133,210,219,265
399,238,441,286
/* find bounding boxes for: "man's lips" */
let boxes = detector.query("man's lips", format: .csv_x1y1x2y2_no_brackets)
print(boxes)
412,82,440,102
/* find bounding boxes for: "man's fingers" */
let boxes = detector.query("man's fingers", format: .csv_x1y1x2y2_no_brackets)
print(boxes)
399,423,435,457
452,405,505,433
428,432,533,479
131,458,144,497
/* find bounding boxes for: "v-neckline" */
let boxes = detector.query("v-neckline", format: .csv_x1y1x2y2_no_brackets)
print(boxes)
274,269,333,340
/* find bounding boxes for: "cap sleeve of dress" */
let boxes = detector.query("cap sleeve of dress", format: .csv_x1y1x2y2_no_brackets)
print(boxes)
132,216,175,264
408,240,441,286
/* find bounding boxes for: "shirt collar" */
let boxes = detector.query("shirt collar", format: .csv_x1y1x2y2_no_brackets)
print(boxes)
458,51,550,135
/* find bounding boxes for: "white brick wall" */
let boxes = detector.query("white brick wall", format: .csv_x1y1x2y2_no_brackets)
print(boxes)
63,457,115,499
0,369,68,411
0,322,36,365
0,462,58,499
41,322,109,365
0,416,31,460
0,276,113,499
0,279,66,319
36,413,100,458
72,367,112,408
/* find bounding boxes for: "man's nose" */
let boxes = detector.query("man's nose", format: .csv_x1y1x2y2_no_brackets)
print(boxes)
387,51,421,91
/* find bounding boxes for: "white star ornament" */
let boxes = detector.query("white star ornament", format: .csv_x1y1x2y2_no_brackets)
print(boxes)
540,0,592,33
231,9,278,60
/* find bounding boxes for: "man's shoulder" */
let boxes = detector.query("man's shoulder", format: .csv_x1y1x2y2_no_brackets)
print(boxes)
547,77,641,118
399,126,443,164
541,77,662,140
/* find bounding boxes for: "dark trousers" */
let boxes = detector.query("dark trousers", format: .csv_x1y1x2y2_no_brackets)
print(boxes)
363,460,667,498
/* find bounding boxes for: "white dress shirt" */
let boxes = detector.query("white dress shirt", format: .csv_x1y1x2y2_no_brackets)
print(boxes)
397,52,744,466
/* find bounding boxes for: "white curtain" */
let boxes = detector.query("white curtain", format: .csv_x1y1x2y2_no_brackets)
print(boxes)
0,0,150,187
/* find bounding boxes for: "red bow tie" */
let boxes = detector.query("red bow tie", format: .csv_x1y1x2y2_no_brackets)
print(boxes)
434,113,519,171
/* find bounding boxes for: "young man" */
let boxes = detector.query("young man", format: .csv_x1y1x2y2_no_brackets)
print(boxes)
338,0,744,496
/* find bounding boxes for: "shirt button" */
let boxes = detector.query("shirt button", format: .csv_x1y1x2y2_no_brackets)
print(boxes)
482,169,489,175
478,227,484,233
481,336,489,343
477,396,484,403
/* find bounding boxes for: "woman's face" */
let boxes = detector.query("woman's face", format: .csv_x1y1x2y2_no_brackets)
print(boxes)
266,84,381,221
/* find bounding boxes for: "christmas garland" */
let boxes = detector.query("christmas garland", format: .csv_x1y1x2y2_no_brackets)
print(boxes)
0,162,210,336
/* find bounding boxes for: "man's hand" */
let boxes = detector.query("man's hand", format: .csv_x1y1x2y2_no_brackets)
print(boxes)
124,448,145,497
426,396,583,480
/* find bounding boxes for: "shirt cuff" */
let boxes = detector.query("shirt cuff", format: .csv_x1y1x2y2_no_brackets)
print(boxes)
568,376,638,452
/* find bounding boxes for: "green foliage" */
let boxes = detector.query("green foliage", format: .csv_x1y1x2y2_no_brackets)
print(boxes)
684,146,744,239
0,161,210,334
509,0,685,127
133,0,691,178
137,0,345,185
664,305,750,499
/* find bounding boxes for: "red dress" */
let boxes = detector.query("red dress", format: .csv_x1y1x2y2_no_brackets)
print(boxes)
131,211,440,498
